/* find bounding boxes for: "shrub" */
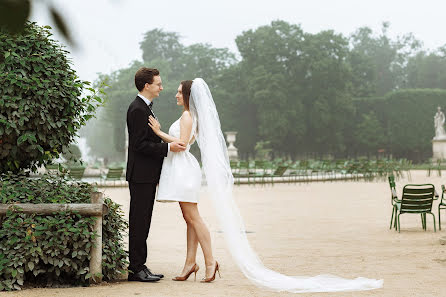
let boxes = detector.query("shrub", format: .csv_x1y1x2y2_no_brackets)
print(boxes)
0,22,104,174
0,174,128,291
62,144,82,164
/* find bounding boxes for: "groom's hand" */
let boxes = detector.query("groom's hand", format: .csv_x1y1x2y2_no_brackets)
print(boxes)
170,141,186,152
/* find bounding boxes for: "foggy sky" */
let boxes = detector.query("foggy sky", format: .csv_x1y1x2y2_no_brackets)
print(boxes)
30,0,446,82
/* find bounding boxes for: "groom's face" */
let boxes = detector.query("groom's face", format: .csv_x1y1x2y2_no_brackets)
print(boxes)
145,75,163,98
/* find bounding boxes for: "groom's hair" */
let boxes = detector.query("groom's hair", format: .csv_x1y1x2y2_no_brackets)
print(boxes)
181,80,193,111
135,67,160,91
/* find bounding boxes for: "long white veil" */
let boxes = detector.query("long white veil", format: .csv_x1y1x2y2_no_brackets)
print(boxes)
189,78,383,293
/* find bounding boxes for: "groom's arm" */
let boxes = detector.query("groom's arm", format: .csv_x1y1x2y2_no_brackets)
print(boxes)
130,109,168,158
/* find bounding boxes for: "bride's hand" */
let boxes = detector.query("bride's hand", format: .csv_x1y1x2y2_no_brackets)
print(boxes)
148,116,161,134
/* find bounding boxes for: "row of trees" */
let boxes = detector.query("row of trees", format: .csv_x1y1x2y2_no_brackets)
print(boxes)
83,21,446,162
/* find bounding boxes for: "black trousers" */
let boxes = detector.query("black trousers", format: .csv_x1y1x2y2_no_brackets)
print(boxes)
128,182,157,274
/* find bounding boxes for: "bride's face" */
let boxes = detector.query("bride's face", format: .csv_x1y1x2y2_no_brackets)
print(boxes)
175,84,184,106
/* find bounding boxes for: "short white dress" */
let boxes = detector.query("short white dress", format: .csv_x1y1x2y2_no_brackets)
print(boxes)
156,116,202,203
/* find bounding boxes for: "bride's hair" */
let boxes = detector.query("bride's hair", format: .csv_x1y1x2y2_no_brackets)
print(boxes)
180,80,193,111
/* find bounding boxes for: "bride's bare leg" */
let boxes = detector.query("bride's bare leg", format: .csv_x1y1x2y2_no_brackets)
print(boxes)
179,202,216,278
178,222,199,276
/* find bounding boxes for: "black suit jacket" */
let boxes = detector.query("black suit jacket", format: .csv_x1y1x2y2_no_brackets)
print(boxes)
126,96,168,183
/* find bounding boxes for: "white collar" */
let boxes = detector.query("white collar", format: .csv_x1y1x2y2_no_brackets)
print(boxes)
137,93,152,106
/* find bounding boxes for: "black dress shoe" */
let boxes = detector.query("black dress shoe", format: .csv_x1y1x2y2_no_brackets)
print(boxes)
144,267,164,279
128,270,160,282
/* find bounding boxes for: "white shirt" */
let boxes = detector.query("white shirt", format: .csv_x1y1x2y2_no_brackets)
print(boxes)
137,93,170,152
137,93,151,104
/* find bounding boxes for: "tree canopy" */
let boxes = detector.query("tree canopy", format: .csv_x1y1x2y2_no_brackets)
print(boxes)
83,21,446,162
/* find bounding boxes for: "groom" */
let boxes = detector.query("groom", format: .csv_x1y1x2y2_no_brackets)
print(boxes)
126,67,186,282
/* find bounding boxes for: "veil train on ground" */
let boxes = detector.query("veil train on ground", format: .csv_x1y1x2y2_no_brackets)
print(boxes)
189,78,383,293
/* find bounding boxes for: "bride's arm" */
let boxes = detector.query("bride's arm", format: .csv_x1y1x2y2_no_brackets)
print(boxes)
179,111,193,145
148,112,193,145
148,116,181,143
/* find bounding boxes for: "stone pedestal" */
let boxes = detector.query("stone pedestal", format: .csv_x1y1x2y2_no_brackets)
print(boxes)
225,131,239,161
432,139,446,161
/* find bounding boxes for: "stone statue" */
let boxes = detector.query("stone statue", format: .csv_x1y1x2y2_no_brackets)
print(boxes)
434,106,446,140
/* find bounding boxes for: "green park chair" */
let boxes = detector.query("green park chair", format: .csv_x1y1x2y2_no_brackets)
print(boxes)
67,166,86,180
401,158,412,180
45,163,64,174
427,159,442,177
264,165,288,185
439,185,446,230
321,160,335,180
388,175,401,230
231,161,248,185
396,184,436,233
230,160,239,178
295,160,310,183
334,159,348,180
253,160,268,184
346,161,361,181
103,167,124,186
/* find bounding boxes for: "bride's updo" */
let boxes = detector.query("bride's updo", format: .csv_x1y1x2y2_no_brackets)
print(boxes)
181,80,193,111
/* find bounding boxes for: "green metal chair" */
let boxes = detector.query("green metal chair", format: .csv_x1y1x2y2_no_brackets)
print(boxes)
253,160,267,184
427,159,442,177
264,165,288,185
103,167,124,186
321,160,336,180
335,159,348,179
233,161,250,185
230,160,239,177
67,166,86,180
396,184,436,232
296,160,310,183
388,175,401,230
45,163,63,174
288,160,308,183
439,185,446,230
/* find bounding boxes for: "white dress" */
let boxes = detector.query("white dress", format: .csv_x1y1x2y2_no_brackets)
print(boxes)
156,116,202,203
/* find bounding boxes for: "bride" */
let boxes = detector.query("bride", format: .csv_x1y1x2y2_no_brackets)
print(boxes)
148,78,383,292
149,80,218,282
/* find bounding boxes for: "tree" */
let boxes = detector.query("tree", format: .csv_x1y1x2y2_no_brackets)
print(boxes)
348,22,421,97
214,63,255,157
354,111,386,154
299,30,354,155
84,29,237,162
405,47,446,89
352,89,446,160
0,22,102,173
235,21,307,155
83,20,446,161
140,29,184,64
235,22,354,156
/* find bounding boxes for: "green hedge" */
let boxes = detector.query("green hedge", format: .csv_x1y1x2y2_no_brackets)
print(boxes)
0,174,128,291
353,89,446,161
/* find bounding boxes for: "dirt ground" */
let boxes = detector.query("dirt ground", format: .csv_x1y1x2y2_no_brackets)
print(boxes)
3,170,446,297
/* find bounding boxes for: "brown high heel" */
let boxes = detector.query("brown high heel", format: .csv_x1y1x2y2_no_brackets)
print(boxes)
200,261,221,283
172,264,199,281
